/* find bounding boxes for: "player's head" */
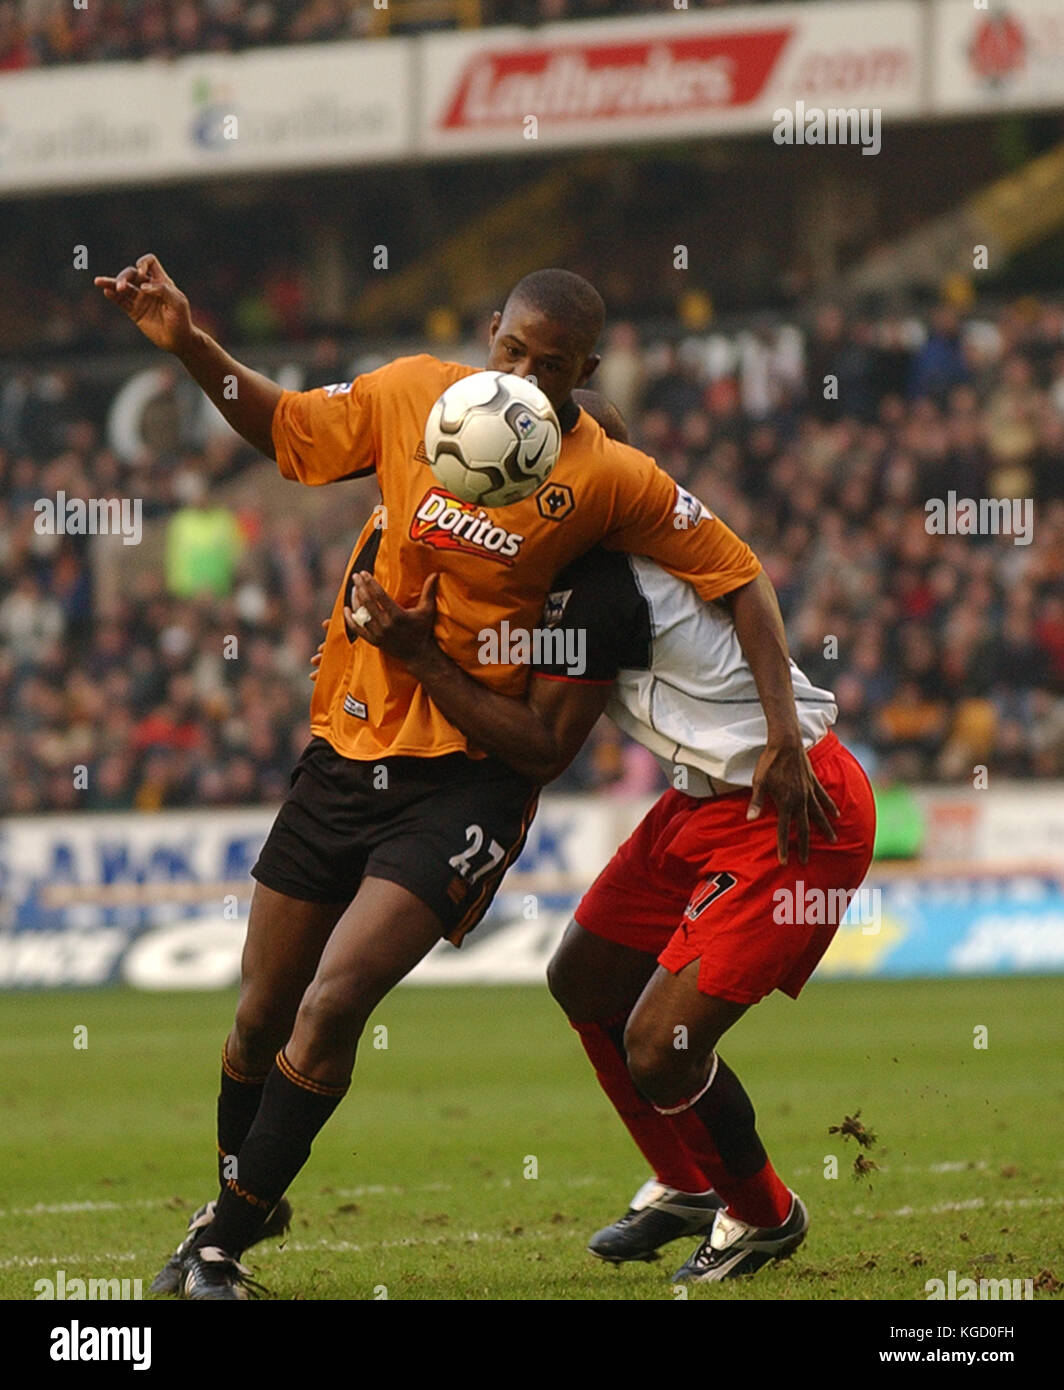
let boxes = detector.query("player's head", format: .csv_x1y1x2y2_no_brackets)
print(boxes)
487,269,605,412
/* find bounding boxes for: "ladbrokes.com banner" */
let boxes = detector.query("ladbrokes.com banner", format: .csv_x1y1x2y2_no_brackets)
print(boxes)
3,2,1058,196
417,2,925,156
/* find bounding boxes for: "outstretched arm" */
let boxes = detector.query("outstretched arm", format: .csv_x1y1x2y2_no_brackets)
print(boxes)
94,253,282,459
724,570,838,863
348,573,610,784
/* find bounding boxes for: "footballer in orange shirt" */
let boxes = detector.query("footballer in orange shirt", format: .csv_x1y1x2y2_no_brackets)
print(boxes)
97,256,832,1299
342,392,869,1285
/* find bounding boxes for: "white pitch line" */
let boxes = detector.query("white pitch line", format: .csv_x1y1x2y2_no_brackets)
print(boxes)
258,1227,579,1259
785,1159,1064,1178
1,1229,579,1273
0,1175,604,1220
2,1173,1057,1229
0,1251,140,1271
854,1195,1062,1218
326,1175,599,1199
3,1194,1059,1274
0,1198,169,1219
926,1160,988,1174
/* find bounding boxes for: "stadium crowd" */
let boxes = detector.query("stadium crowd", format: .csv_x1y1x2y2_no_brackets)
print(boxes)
3,296,1064,814
1,0,778,68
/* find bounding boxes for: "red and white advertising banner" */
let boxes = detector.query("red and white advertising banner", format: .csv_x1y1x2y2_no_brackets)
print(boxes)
933,0,1064,114
418,2,925,156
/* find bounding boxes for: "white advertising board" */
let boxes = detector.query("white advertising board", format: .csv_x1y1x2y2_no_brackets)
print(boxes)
933,0,1064,115
0,40,408,194
3,785,1064,989
0,796,647,988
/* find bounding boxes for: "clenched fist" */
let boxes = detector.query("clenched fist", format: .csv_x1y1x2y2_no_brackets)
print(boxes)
94,253,195,355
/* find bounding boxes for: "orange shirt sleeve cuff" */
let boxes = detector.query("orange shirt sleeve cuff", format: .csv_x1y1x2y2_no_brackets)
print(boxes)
693,552,762,603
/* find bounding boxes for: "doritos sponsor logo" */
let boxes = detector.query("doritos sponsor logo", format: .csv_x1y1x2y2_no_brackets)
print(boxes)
410,487,525,564
440,31,791,129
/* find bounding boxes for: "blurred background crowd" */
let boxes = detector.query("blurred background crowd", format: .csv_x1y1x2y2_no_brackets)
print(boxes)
0,0,778,68
4,0,1063,817
4,294,1064,814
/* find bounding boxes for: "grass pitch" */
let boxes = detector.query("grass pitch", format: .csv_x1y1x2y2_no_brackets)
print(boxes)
1,977,1061,1301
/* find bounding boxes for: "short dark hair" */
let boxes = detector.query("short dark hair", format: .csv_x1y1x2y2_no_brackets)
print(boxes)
505,269,605,354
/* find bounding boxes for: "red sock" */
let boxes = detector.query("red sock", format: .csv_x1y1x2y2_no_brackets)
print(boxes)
663,1055,793,1228
669,1113,792,1228
719,1159,792,1228
571,1017,711,1194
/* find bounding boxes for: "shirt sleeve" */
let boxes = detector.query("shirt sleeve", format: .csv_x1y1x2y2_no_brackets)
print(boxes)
601,449,762,602
533,549,650,683
271,372,382,486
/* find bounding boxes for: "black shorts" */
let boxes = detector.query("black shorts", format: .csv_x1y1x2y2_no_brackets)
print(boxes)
251,737,540,944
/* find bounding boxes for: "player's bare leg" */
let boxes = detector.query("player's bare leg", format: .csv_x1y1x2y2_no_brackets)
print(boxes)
284,875,445,1083
624,959,809,1281
176,877,444,1297
220,883,347,1191
548,917,658,1021
622,961,748,1109
150,884,345,1295
228,883,348,1077
547,921,725,1260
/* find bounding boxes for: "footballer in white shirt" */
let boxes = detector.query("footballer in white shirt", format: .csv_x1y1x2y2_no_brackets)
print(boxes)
346,391,876,1284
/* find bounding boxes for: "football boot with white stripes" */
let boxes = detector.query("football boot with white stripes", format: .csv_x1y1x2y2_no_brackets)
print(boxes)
672,1192,809,1282
149,1196,291,1295
588,1179,724,1263
178,1245,266,1300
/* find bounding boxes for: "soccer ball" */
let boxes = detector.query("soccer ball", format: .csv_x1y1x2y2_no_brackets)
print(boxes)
424,371,561,508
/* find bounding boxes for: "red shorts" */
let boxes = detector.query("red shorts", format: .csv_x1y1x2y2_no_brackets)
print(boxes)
574,733,876,1005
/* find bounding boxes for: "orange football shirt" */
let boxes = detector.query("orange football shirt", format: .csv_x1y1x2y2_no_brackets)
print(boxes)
272,354,761,762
